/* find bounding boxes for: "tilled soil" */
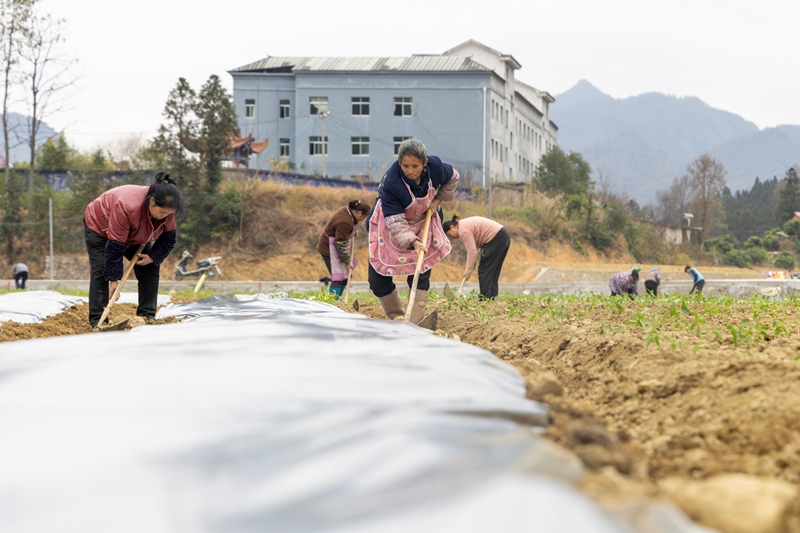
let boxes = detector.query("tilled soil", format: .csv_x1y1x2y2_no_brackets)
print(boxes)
0,302,178,343
345,296,800,533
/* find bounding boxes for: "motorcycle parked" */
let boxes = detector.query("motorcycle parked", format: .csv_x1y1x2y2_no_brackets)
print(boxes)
173,251,223,281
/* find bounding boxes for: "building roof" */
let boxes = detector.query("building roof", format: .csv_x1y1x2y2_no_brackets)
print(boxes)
516,79,555,104
230,55,492,74
442,39,522,69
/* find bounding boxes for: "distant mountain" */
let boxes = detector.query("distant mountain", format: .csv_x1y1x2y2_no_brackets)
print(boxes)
579,131,680,201
551,80,799,202
708,125,800,191
0,112,58,165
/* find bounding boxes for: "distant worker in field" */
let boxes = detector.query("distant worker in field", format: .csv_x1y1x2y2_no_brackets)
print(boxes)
12,262,29,289
609,268,639,299
316,199,372,299
685,265,705,294
443,214,510,299
84,172,183,328
644,267,661,296
367,139,458,323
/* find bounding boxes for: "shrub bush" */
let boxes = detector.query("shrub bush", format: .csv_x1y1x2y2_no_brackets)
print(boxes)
783,220,800,237
774,252,797,271
763,234,780,251
745,247,769,265
744,236,763,249
703,234,738,254
722,249,750,268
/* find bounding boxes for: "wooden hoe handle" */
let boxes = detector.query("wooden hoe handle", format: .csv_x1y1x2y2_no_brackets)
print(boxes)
405,209,433,321
96,242,146,327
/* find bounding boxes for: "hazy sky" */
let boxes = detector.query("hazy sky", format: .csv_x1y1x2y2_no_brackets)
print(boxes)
31,0,800,151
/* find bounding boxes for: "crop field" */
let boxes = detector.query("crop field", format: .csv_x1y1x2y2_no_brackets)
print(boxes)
341,290,800,532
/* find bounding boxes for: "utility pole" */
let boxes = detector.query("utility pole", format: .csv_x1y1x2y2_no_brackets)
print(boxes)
48,197,54,280
319,110,329,177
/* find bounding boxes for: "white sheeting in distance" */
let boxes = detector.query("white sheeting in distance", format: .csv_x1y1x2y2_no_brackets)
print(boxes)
0,290,84,323
0,290,172,324
0,294,709,533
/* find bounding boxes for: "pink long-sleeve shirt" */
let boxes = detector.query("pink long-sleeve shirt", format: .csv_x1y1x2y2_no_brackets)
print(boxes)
457,217,504,276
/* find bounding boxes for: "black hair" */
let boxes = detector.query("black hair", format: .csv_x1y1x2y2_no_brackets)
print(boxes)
631,270,640,281
348,199,372,215
684,265,692,271
442,214,460,233
145,172,184,218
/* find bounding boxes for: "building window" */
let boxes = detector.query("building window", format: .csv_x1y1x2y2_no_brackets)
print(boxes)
309,136,328,155
351,136,369,156
280,100,290,119
280,138,290,157
393,136,411,155
245,99,255,119
393,97,412,116
310,97,328,115
352,97,370,116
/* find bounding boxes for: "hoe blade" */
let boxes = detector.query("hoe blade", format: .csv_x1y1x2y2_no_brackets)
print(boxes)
94,318,130,332
417,309,438,331
443,283,453,299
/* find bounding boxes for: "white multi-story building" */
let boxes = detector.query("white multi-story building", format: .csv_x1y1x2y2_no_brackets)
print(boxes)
442,40,558,183
230,40,557,186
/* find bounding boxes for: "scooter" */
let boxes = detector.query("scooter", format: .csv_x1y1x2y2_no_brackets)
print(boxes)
173,251,223,281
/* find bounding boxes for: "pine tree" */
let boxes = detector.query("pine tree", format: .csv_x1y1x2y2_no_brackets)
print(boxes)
775,167,800,225
195,74,239,193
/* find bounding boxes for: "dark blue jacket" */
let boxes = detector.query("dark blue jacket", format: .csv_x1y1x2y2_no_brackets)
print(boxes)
377,156,454,217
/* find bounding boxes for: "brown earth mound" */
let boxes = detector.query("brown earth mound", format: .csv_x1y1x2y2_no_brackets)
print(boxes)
346,296,800,533
0,302,178,343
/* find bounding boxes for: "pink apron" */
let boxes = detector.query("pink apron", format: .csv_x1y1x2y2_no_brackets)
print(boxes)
328,224,358,281
368,176,450,276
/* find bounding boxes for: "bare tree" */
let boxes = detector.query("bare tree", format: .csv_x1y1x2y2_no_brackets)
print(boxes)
655,174,693,226
687,153,726,241
19,7,77,210
0,0,36,184
594,168,620,207
103,134,145,169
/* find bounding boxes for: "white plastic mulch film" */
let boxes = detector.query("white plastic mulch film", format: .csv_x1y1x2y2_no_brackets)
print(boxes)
0,290,172,324
0,290,84,323
0,293,711,533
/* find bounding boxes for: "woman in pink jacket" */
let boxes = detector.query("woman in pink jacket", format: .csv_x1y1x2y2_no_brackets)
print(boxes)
83,172,184,327
443,215,510,299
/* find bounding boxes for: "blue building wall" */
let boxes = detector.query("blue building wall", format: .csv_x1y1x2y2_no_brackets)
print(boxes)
231,71,491,187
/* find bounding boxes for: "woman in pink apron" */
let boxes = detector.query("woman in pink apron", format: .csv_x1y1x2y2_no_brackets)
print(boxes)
367,139,459,323
316,199,372,298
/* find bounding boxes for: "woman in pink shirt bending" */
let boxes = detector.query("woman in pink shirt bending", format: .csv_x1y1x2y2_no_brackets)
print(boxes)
443,215,510,299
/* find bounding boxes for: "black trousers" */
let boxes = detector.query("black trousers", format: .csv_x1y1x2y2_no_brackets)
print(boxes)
644,280,658,296
321,254,348,289
368,262,431,298
478,228,510,299
691,279,705,294
14,272,28,289
84,220,160,327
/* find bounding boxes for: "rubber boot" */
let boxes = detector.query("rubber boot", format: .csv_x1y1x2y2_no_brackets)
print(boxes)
378,289,405,320
329,286,343,300
409,290,428,325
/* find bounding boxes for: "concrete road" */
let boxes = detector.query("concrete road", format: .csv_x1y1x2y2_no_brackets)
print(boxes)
5,278,799,298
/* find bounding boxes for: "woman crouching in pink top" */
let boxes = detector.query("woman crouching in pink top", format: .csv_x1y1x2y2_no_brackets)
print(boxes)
443,215,510,299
